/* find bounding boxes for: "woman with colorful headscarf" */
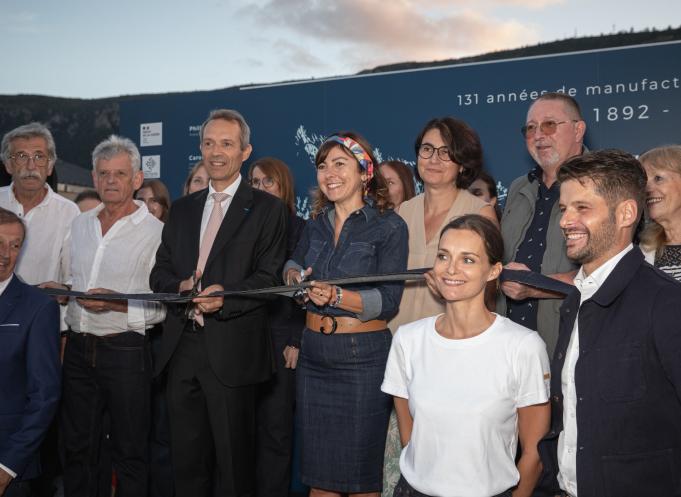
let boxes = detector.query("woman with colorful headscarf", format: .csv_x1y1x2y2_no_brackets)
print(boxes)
284,131,408,497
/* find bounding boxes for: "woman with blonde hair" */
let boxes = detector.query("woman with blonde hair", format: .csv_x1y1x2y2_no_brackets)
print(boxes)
639,145,681,282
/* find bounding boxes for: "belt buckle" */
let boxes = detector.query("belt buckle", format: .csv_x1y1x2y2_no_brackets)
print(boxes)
320,314,337,335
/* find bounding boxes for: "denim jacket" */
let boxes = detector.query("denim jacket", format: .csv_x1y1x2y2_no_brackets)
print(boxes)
285,202,408,321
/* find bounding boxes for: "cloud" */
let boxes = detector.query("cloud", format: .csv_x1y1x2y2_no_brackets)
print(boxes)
245,0,541,72
274,39,327,71
427,0,565,9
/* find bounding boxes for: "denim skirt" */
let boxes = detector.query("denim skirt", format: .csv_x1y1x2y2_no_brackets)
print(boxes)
297,328,393,493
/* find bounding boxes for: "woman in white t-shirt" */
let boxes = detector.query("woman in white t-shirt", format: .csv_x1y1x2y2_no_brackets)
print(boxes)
382,214,551,497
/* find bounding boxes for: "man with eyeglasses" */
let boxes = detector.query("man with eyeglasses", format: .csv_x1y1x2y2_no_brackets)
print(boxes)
499,93,586,356
0,123,79,290
0,123,79,497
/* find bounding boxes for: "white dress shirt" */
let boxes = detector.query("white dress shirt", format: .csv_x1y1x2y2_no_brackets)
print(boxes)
0,184,79,285
199,176,241,242
558,244,634,496
65,201,165,335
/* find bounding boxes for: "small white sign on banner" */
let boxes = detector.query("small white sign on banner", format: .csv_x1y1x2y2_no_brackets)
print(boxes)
140,122,163,147
142,155,161,179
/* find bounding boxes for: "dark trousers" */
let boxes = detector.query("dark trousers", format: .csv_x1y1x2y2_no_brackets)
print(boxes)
4,479,31,497
255,329,296,497
149,326,174,497
167,331,257,497
61,331,151,497
29,416,60,497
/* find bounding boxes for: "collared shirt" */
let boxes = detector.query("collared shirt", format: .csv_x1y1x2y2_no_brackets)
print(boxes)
65,201,165,336
199,176,241,242
558,243,634,496
0,275,12,296
0,183,79,285
285,202,408,321
507,166,560,330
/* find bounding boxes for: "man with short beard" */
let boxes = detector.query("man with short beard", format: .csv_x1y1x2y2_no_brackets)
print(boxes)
499,93,586,355
537,149,681,497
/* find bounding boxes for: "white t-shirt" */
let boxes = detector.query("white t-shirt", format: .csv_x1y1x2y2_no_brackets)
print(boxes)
381,313,550,497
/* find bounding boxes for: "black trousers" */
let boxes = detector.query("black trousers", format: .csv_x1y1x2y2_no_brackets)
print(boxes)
167,331,257,497
149,326,174,497
255,328,296,497
61,331,151,497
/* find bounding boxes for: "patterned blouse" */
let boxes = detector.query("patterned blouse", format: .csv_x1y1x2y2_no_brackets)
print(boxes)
655,245,681,282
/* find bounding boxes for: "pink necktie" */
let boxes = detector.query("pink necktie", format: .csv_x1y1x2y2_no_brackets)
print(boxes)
194,192,228,325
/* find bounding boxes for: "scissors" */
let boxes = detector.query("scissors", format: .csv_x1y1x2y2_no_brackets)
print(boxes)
183,271,202,320
292,268,308,309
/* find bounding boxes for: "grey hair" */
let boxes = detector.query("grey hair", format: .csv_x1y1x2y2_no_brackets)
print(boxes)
1,122,58,167
92,135,141,172
199,109,251,150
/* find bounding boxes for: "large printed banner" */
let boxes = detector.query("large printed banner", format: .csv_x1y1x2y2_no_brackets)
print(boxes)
120,41,681,215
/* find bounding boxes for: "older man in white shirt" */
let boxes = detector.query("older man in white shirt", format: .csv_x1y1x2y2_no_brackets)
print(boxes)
0,122,79,287
56,135,165,497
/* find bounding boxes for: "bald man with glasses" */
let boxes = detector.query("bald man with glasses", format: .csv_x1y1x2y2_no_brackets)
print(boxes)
498,93,586,356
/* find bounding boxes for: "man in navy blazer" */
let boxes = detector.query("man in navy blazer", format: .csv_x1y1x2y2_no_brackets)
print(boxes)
0,208,60,497
537,150,681,497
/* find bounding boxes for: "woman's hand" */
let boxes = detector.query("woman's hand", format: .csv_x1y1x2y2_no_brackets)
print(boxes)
286,266,312,285
307,281,336,307
424,269,443,300
283,346,299,369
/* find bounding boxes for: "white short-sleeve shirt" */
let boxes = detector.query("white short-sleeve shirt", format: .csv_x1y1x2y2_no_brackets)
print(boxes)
381,313,550,497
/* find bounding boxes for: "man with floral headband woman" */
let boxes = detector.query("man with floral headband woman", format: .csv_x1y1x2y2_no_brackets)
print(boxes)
285,132,408,497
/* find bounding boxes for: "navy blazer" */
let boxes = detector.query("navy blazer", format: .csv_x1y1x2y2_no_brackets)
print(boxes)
150,181,288,387
537,248,681,497
0,275,60,481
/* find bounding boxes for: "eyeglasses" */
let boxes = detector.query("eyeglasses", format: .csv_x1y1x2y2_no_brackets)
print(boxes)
249,176,276,189
9,152,49,167
418,144,452,161
521,120,579,138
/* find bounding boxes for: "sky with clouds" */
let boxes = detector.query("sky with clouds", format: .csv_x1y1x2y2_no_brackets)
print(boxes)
1,0,679,99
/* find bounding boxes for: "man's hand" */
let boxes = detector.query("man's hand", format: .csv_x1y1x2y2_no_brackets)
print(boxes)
77,288,127,313
283,346,299,369
38,281,69,305
500,262,537,301
501,263,574,301
179,270,202,293
192,284,224,315
0,467,13,496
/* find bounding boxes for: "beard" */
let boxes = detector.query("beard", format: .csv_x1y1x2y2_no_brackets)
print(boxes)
531,147,561,170
566,211,618,265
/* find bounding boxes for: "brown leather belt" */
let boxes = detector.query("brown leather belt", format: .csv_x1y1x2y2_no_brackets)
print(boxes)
306,312,387,335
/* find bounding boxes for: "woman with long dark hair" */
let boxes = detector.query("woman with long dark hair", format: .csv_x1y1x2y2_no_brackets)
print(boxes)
383,215,550,497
